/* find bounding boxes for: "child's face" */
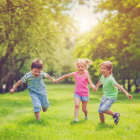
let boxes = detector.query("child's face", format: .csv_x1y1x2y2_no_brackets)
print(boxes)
100,64,111,77
77,62,86,74
31,68,42,78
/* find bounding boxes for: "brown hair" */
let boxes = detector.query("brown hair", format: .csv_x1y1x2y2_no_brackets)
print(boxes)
75,58,92,72
101,61,113,75
31,58,43,69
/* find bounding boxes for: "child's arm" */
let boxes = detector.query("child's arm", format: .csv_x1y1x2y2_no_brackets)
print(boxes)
46,74,55,82
93,80,102,92
55,72,75,82
10,80,23,94
87,74,95,89
115,83,133,100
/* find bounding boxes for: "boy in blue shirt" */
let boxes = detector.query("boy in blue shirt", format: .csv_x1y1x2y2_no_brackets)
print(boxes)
10,58,55,121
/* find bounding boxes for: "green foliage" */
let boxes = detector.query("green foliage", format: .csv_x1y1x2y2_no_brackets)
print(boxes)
74,0,140,91
0,84,140,140
0,0,77,90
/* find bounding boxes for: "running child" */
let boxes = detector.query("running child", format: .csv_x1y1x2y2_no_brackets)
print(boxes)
55,58,95,122
10,58,55,121
93,61,133,125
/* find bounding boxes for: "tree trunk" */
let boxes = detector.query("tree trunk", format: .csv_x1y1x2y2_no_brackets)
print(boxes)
122,77,125,89
5,80,14,93
0,85,3,94
135,87,139,93
128,78,131,92
134,79,139,93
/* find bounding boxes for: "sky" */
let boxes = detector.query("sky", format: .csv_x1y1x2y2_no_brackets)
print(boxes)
68,1,107,33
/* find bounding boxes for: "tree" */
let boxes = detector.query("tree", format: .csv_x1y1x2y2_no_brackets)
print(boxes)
0,0,77,93
74,0,140,92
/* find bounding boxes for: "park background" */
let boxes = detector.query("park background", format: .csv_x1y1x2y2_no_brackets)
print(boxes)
0,0,140,140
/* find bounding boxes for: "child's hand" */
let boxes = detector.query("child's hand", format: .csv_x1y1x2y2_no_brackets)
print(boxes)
126,94,133,100
93,87,97,92
10,88,15,94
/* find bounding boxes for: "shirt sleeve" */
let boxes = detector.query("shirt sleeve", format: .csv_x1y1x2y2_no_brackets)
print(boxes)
110,76,117,86
99,75,103,83
21,74,28,83
41,71,48,78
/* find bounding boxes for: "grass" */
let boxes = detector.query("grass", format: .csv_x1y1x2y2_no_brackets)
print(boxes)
0,84,140,140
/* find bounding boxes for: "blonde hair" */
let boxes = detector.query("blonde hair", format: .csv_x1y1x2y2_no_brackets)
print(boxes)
101,61,113,75
75,58,92,72
31,58,43,69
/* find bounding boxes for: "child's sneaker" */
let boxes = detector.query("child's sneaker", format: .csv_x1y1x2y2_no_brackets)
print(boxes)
113,112,120,125
85,115,89,120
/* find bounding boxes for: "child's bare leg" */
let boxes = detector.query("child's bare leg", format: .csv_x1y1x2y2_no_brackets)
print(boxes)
35,112,40,121
103,109,115,116
102,110,115,120
99,113,105,123
82,101,88,116
74,98,81,118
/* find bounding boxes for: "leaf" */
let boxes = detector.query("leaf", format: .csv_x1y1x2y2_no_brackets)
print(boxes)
136,3,140,7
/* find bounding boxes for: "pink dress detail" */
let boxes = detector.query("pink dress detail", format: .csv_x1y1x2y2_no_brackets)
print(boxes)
74,72,89,97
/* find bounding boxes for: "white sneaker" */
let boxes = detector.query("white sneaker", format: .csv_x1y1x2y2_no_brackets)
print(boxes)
85,115,89,120
73,118,78,122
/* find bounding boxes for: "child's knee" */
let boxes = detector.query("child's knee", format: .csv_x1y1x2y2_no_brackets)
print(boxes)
82,108,87,112
75,104,80,109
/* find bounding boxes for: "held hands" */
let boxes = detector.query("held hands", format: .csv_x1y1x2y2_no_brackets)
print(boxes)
55,79,59,83
52,79,56,83
10,88,15,94
93,87,98,92
52,79,60,83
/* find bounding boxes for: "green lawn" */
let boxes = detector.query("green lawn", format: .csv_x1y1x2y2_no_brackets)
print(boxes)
0,84,140,140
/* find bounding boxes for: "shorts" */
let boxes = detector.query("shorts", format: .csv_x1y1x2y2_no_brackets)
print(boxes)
98,96,116,113
74,93,89,101
29,90,50,112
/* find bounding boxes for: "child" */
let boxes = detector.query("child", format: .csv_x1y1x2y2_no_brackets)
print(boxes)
93,61,133,125
10,58,55,121
55,59,95,122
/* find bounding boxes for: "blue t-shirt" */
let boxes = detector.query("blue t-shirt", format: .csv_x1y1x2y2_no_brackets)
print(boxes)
21,71,48,94
21,71,47,85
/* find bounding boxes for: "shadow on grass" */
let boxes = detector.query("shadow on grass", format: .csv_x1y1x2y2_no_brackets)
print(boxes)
70,120,87,125
17,117,50,126
95,123,114,131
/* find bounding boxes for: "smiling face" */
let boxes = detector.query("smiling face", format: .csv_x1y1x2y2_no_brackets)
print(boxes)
77,62,86,74
31,68,42,78
100,64,111,78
